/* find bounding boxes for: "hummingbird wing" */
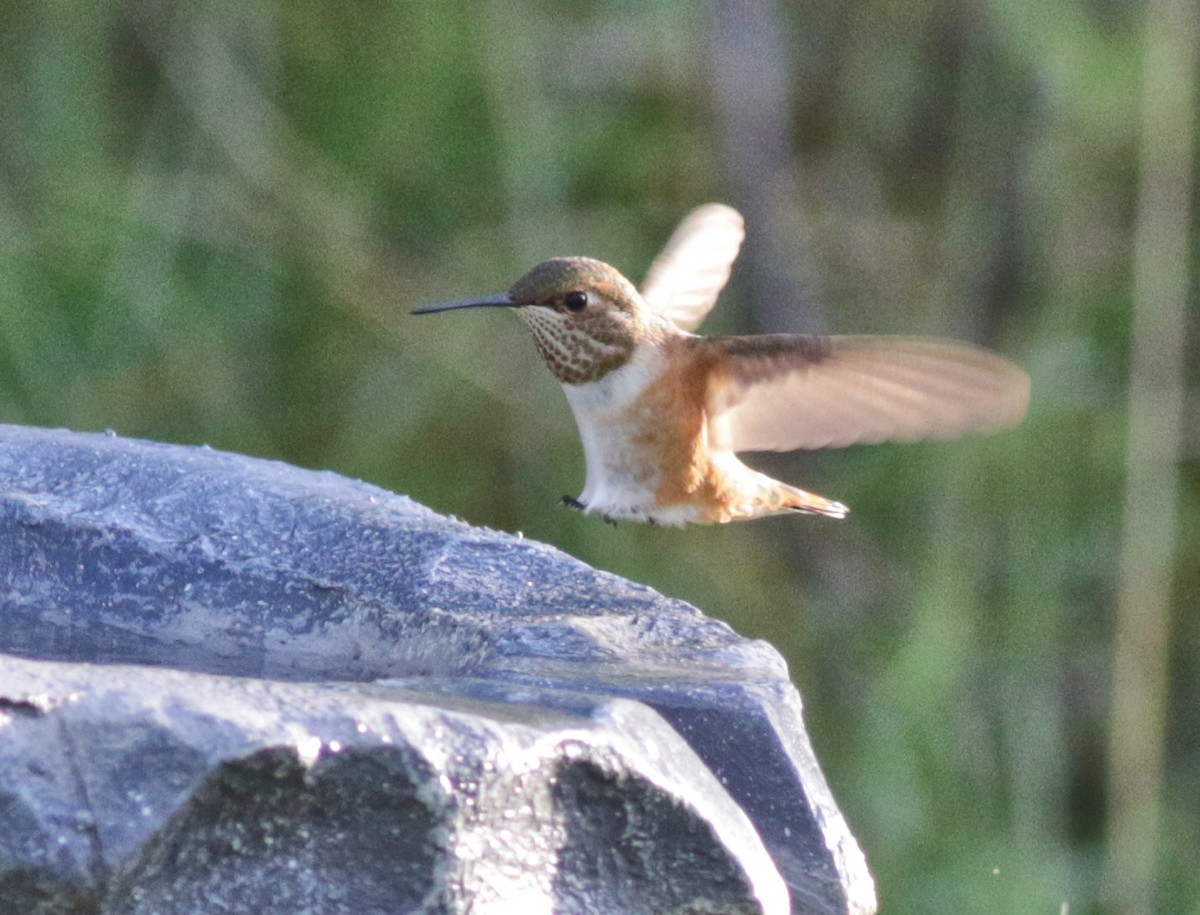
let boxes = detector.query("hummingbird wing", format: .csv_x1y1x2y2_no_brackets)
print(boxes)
640,204,745,332
702,335,1030,452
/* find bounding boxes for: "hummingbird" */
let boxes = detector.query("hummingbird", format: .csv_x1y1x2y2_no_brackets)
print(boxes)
413,204,1030,526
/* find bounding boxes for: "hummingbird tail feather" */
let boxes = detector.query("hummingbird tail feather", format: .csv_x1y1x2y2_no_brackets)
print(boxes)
780,485,849,519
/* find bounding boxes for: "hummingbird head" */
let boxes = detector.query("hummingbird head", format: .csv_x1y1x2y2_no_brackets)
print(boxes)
414,256,660,385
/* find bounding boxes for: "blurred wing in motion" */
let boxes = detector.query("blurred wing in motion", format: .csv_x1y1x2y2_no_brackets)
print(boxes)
703,335,1031,452
640,204,745,332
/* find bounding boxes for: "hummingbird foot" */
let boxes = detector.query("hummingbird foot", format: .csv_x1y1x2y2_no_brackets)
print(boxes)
561,494,620,526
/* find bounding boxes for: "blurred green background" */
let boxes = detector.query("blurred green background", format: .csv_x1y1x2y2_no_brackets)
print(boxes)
1,2,1196,913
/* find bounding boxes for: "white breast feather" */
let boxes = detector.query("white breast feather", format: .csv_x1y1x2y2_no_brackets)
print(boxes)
560,345,691,522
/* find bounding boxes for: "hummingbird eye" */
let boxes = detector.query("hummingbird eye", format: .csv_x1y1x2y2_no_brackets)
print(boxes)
563,291,589,313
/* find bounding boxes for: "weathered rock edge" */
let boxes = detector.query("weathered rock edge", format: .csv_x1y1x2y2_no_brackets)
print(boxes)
0,424,876,915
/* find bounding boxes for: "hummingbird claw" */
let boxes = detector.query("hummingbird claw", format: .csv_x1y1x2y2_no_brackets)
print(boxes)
561,495,619,526
561,494,618,525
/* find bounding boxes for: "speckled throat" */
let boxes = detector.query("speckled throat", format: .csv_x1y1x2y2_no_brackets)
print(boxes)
517,307,635,385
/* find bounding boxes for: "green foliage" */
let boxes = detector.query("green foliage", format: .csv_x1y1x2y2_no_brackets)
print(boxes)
1,2,1195,912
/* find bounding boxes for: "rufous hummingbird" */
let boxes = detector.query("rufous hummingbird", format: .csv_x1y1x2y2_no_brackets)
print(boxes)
414,204,1030,526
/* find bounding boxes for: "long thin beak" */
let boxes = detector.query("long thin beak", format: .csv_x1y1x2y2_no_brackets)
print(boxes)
411,294,515,315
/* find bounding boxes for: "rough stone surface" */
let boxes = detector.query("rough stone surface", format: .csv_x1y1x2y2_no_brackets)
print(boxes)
0,424,875,914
